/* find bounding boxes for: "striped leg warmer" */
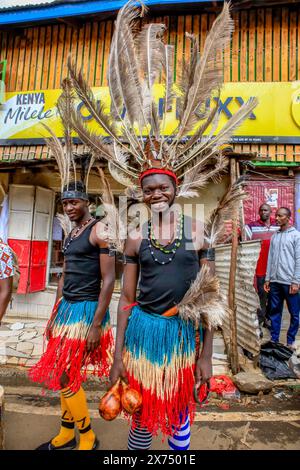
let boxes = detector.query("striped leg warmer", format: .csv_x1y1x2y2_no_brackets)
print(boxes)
168,415,191,451
128,414,153,450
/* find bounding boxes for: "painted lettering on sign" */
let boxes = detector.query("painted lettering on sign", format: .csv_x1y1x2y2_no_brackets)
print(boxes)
1,82,300,144
15,92,45,105
1,92,55,134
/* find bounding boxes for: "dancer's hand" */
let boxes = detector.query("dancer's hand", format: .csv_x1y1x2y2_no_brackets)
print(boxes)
109,358,127,386
87,325,101,352
195,355,212,386
45,325,52,341
45,298,62,341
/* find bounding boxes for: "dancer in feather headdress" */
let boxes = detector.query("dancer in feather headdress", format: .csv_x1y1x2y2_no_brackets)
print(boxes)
67,0,257,449
28,80,117,451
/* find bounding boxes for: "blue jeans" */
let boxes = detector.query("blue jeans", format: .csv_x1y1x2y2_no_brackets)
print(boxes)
269,282,300,344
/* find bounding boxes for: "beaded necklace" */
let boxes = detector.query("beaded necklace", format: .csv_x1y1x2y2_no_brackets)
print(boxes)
63,217,94,254
147,213,183,265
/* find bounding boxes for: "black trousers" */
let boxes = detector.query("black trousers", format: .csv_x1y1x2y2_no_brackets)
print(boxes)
256,275,270,324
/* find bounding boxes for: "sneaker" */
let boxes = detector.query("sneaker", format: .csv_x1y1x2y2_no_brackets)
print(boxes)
92,437,100,450
35,438,77,450
286,343,297,352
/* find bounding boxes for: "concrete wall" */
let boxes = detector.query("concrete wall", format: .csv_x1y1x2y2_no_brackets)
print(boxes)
7,290,120,328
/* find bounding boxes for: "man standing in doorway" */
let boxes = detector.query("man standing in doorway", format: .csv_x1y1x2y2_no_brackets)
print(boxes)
264,207,300,351
245,204,277,329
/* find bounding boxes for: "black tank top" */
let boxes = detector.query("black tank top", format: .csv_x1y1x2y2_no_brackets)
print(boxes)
63,220,101,302
137,216,199,314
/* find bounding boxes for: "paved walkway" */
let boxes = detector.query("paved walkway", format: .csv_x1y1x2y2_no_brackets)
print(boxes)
3,383,300,450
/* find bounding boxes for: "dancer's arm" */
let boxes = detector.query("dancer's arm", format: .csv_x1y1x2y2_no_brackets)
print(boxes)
195,219,214,385
109,235,140,385
195,328,214,386
0,277,12,323
55,262,65,303
87,228,116,352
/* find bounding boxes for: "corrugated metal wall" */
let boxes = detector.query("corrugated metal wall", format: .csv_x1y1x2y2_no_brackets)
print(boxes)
0,5,300,161
215,241,262,356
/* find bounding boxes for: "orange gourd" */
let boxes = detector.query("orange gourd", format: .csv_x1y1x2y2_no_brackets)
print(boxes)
121,380,142,415
98,379,121,421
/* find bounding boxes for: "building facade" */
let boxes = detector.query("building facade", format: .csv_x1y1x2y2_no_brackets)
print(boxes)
0,0,299,319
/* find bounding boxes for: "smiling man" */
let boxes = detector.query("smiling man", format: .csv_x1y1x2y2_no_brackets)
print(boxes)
264,207,300,351
29,181,115,450
67,0,255,451
109,168,214,450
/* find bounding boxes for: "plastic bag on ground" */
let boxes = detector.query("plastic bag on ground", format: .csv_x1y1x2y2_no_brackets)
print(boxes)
259,341,297,380
210,375,241,400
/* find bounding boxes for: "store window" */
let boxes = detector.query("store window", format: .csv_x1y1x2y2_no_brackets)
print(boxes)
48,193,124,290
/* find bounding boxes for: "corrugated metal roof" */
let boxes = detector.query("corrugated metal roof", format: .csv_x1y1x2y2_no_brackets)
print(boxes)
0,0,58,10
0,0,217,24
0,0,98,12
215,240,262,357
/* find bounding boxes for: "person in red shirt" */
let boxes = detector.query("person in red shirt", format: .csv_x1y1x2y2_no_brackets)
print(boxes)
245,204,278,329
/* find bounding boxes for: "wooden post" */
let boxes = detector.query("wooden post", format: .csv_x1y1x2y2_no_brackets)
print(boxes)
0,386,4,450
228,158,239,374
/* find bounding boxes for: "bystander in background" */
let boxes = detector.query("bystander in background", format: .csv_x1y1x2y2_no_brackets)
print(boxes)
245,204,277,333
264,207,300,351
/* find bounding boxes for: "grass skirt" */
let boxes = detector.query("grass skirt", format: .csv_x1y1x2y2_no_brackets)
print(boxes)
28,298,113,392
123,305,197,437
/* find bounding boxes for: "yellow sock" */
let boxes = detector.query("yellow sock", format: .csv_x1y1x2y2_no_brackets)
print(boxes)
51,392,75,448
62,386,97,451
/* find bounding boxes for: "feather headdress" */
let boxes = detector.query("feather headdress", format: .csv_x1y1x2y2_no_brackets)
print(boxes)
204,181,248,246
67,1,257,197
43,79,125,252
96,167,126,253
43,78,95,199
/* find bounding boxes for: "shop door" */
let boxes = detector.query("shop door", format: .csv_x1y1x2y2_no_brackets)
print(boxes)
243,179,294,225
8,185,54,293
8,185,34,293
30,187,54,292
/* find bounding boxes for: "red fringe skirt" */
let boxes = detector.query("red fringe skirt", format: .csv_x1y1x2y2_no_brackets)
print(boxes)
28,298,114,391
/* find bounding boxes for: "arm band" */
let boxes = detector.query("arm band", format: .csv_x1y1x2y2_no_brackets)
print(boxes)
123,254,139,264
99,248,110,254
199,248,215,261
100,247,116,257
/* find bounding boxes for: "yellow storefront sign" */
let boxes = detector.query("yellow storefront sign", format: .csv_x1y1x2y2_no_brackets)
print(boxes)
1,81,300,145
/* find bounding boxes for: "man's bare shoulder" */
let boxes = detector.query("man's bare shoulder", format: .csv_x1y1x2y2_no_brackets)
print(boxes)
90,220,109,247
126,227,143,256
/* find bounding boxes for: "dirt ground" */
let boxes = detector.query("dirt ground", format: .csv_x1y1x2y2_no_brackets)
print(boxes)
3,382,300,450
